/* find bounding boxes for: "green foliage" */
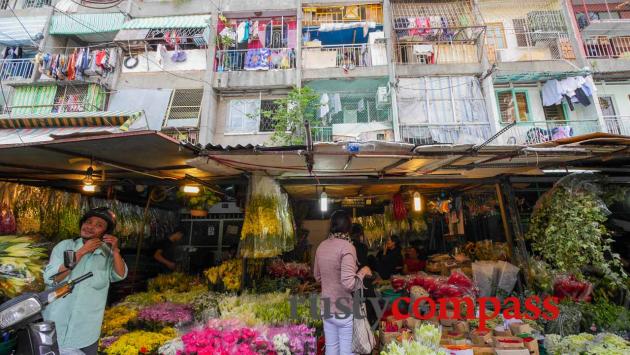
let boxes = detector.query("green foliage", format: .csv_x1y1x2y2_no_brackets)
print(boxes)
261,87,320,146
525,187,626,285
579,301,630,333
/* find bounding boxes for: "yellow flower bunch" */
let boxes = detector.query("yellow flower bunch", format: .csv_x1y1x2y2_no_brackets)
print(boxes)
101,305,138,336
104,330,176,355
147,272,197,293
0,236,46,298
204,259,242,291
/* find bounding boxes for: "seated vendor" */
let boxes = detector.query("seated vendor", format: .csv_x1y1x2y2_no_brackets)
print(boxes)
403,246,426,274
376,235,404,280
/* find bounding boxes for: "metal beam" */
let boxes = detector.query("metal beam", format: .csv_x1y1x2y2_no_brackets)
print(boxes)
278,176,500,185
33,146,178,180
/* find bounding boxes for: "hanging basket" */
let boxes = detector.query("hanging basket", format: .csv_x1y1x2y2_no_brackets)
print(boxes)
190,209,208,217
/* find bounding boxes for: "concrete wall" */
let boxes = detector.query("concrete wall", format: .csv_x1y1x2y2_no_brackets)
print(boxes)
121,49,207,73
596,81,630,117
128,0,214,18
302,219,330,263
214,70,297,89
211,94,285,146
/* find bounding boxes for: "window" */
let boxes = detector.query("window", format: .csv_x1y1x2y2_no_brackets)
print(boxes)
497,90,529,123
486,23,507,49
259,100,279,132
543,104,566,121
226,99,261,134
512,19,532,47
164,89,203,126
1,0,9,10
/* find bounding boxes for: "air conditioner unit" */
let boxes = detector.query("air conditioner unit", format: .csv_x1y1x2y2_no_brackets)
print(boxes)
376,86,389,108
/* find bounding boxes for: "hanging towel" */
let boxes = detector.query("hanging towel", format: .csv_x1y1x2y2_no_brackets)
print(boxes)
358,98,365,112
237,21,247,43
542,79,563,106
320,93,330,118
332,93,342,115
582,75,597,96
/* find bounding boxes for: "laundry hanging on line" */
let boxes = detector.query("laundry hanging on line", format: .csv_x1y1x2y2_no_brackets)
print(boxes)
34,47,117,81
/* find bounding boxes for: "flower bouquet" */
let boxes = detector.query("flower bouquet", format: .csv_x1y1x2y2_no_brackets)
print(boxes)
137,302,193,328
266,324,317,355
204,259,242,291
105,328,177,355
268,259,310,280
181,327,275,354
101,305,138,336
147,272,197,293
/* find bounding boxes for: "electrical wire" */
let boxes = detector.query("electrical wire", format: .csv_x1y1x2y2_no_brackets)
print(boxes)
7,6,38,45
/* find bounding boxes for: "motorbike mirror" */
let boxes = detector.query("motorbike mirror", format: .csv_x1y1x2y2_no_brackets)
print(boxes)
63,250,77,270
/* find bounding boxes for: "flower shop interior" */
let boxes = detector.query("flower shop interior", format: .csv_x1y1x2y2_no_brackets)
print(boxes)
2,130,630,354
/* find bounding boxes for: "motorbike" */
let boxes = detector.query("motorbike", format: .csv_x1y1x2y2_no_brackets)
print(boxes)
0,250,92,355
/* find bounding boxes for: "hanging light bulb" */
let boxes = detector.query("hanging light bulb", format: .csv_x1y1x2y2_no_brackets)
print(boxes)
181,185,200,194
82,165,95,193
413,192,422,212
320,188,328,212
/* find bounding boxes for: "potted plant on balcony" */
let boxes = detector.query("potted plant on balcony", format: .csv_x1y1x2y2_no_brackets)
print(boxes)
178,187,221,217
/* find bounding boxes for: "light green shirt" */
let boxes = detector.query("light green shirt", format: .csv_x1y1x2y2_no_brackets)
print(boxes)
42,238,127,349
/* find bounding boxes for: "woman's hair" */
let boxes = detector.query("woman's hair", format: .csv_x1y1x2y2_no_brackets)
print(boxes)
330,210,352,234
351,223,364,239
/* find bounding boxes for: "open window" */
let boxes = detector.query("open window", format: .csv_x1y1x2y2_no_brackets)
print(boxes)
497,90,530,123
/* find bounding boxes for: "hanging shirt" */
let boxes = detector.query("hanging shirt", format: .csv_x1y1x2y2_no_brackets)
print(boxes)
43,238,127,349
582,75,597,97
237,21,247,43
320,93,330,118
542,79,563,106
332,93,342,115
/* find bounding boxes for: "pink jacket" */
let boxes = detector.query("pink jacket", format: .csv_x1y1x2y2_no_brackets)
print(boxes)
314,237,366,315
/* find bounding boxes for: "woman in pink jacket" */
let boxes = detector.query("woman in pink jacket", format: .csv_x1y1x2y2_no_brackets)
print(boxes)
314,210,372,355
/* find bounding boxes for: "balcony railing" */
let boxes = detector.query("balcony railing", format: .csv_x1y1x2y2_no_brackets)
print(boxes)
499,119,601,145
400,123,492,145
582,35,630,59
215,48,296,72
22,0,49,8
487,31,576,62
302,44,388,69
311,127,333,142
395,42,479,64
604,115,630,136
0,59,34,81
162,128,200,145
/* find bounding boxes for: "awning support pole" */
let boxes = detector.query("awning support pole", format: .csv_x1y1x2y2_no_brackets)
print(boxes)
132,187,153,289
494,183,515,261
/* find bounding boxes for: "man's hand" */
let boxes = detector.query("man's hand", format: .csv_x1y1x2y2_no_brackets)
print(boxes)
77,238,102,259
103,235,120,254
167,261,177,270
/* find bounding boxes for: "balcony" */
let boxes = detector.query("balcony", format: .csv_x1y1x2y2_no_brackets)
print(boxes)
604,115,630,135
215,48,296,72
582,34,630,58
400,123,492,145
487,31,575,63
497,119,601,145
0,58,34,82
122,49,207,74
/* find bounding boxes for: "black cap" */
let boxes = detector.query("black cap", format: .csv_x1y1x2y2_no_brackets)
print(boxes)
80,207,117,235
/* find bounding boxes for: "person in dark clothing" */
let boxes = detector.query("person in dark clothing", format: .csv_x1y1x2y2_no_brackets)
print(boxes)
376,235,404,280
153,228,184,273
351,224,378,330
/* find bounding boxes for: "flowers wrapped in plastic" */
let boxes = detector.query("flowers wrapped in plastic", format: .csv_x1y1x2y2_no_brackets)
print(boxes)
240,175,296,258
268,259,310,280
137,302,193,326
104,328,177,355
0,235,46,298
204,259,243,291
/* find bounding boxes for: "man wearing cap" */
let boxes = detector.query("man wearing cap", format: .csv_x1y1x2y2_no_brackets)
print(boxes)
43,207,128,355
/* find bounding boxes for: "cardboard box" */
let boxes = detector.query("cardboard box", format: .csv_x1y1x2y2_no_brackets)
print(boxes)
472,347,494,355
494,336,525,349
520,337,539,355
493,326,512,337
509,322,533,335
495,349,530,355
470,330,493,346
454,320,470,333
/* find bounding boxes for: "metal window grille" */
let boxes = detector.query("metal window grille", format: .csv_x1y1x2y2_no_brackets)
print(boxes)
303,4,383,26
543,105,566,121
52,85,104,113
22,0,49,8
0,0,10,9
162,128,200,145
164,89,203,124
498,91,528,123
259,100,278,132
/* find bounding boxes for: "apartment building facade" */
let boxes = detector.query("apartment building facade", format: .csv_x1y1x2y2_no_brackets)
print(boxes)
1,0,629,146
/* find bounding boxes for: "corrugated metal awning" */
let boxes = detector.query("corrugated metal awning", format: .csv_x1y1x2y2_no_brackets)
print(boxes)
0,126,121,145
49,13,126,35
0,111,142,129
121,15,211,29
0,16,48,46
